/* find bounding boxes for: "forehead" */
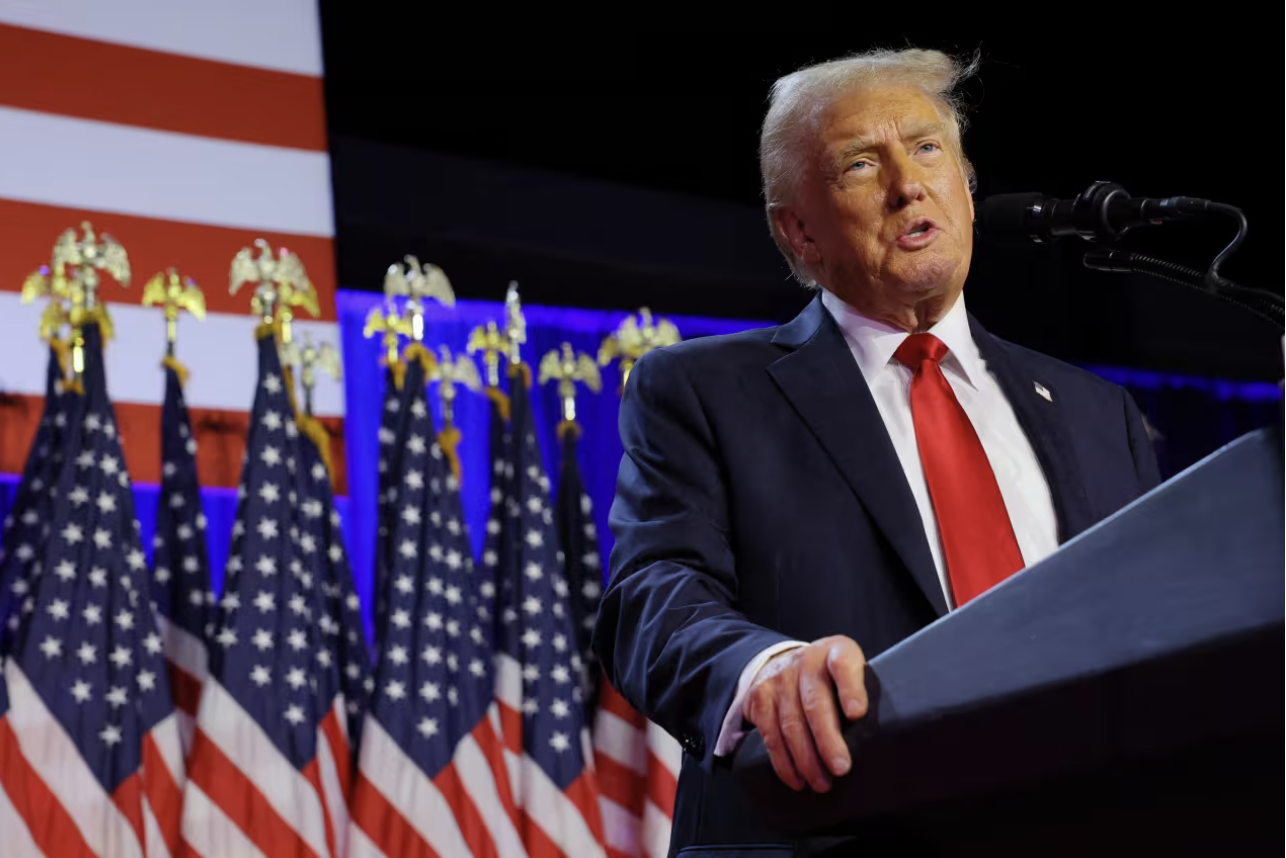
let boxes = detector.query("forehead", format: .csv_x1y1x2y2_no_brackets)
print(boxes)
815,85,946,149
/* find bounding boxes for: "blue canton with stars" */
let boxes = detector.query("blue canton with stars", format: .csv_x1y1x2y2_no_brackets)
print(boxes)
374,364,417,651
11,324,176,794
489,368,592,789
297,425,370,758
555,428,605,718
206,332,350,766
0,347,69,653
369,357,493,775
150,363,213,648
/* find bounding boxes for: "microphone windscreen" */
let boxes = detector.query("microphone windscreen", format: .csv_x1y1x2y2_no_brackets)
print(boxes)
975,192,1045,242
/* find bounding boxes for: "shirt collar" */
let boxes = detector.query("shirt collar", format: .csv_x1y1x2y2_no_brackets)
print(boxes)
819,288,983,390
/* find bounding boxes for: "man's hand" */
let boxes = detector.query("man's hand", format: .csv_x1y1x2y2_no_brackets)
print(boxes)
742,635,868,792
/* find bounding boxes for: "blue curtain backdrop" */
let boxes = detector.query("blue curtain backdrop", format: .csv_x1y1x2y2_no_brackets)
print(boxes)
2,290,1280,648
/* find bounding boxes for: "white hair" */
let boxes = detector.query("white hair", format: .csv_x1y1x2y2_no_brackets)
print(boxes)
759,48,980,285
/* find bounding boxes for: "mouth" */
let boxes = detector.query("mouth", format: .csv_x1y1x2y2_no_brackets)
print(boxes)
896,218,939,249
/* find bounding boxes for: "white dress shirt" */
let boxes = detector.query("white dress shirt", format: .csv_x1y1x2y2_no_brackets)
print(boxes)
714,289,1059,756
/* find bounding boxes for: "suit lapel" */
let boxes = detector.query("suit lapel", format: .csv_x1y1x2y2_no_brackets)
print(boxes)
769,298,947,617
969,315,1097,542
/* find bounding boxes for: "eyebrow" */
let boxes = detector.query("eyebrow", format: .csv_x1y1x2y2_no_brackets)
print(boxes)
832,121,949,167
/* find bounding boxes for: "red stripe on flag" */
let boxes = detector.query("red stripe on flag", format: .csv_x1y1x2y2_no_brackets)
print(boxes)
645,749,678,819
0,394,347,493
0,24,327,151
594,752,646,815
142,731,184,858
598,681,647,728
0,198,337,319
0,715,98,858
435,762,499,858
606,847,637,858
318,706,353,807
187,727,323,858
351,772,442,858
518,810,567,858
301,759,336,858
564,768,607,845
111,771,147,854
167,658,203,716
498,700,523,755
471,715,522,831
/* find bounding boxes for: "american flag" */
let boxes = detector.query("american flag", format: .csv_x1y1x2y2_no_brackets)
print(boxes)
351,355,525,858
2,322,187,858
489,367,607,857
149,360,212,755
556,425,681,858
0,346,67,651
374,361,414,651
297,414,371,763
181,330,353,858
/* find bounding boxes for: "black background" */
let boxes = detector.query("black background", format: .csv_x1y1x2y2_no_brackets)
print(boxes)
318,10,1283,380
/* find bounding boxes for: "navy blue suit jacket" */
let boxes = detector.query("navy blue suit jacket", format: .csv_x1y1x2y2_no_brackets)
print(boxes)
593,295,1161,857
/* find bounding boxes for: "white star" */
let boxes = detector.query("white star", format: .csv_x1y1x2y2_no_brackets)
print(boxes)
250,665,271,686
388,645,409,665
526,496,543,514
257,519,279,540
521,629,542,648
88,567,107,588
401,505,421,525
444,585,462,605
115,609,135,631
259,482,280,503
445,550,463,571
405,470,424,490
252,629,273,651
138,670,157,691
96,492,117,514
143,633,162,655
524,562,543,581
262,373,282,394
399,540,417,559
523,596,542,615
260,445,282,467
61,523,83,545
385,680,407,701
253,555,277,577
469,659,485,677
552,665,571,684
216,627,238,647
106,686,129,708
316,649,333,668
77,642,96,664
391,609,411,629
551,699,571,719
52,559,76,582
417,717,438,739
14,545,33,563
328,544,343,563
162,461,177,478
169,492,185,509
421,645,442,665
420,681,441,702
299,533,316,554
522,664,540,683
288,594,309,617
284,705,305,726
261,410,282,431
406,435,426,456
522,698,539,715
286,667,307,689
76,451,95,469
523,530,544,549
109,646,132,668
155,566,172,584
35,635,59,663
99,455,119,476
549,732,571,753
253,591,276,612
287,629,307,650
100,724,123,747
82,604,102,625
84,413,101,433
176,523,194,541
71,680,92,703
394,574,414,595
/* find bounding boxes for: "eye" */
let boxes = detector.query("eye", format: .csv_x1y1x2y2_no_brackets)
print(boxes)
848,159,870,172
917,142,940,154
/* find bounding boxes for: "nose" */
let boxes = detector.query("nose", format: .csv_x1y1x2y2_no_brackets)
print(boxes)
885,150,927,212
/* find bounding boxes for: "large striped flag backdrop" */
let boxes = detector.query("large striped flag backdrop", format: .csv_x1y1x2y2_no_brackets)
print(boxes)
0,0,346,494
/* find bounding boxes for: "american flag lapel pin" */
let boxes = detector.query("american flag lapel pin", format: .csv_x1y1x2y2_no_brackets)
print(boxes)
1033,381,1053,402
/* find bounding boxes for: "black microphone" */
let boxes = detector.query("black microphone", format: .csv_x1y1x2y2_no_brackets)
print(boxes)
976,181,1215,243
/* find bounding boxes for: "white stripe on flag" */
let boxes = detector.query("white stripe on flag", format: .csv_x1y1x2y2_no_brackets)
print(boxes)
0,106,334,236
345,821,388,858
149,714,188,793
599,795,643,858
154,615,209,681
0,770,44,858
4,661,143,858
642,800,673,858
646,722,682,780
314,709,348,858
592,707,647,774
0,295,346,416
356,716,474,858
191,678,330,858
519,753,607,858
454,729,527,858
0,0,323,76
180,781,270,858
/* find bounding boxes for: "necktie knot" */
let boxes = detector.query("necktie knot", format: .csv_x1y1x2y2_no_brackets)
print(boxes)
894,333,949,369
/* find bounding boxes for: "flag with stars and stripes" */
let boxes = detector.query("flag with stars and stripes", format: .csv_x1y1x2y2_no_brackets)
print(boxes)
374,361,415,652
557,428,681,858
3,322,187,858
297,416,371,764
149,360,213,756
180,330,354,858
490,366,607,858
0,346,67,652
350,356,525,858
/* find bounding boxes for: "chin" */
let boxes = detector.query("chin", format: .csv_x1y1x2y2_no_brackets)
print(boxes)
891,252,965,296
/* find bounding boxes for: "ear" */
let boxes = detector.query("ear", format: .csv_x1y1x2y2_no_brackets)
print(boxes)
771,204,821,266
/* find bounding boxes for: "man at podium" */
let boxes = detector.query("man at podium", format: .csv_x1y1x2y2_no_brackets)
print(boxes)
594,47,1161,857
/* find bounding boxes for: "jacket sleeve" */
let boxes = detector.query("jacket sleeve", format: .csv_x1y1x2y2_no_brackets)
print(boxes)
593,346,792,768
1122,387,1162,493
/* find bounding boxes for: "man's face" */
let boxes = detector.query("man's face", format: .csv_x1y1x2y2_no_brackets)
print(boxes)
776,85,975,324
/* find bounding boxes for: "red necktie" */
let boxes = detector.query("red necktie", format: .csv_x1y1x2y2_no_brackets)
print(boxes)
894,333,1024,606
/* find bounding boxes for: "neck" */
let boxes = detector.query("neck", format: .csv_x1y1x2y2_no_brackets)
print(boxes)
828,287,956,333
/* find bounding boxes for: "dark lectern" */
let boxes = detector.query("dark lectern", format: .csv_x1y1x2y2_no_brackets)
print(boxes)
733,429,1284,856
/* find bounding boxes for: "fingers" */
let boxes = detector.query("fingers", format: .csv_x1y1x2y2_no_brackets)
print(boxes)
747,691,805,791
778,679,831,792
824,636,869,721
799,657,849,779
